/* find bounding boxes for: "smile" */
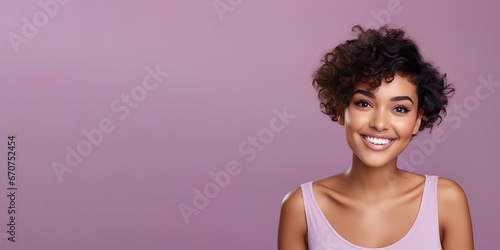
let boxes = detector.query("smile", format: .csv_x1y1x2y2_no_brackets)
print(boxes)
361,134,396,151
362,135,393,145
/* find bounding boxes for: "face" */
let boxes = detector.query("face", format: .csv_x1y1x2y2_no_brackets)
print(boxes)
339,73,423,168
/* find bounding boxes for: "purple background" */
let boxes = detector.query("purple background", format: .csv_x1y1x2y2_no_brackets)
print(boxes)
1,0,499,249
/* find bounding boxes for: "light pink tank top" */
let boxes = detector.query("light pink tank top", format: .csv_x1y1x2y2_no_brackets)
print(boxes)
300,175,442,249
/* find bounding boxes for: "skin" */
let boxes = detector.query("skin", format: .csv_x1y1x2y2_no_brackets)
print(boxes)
277,73,474,249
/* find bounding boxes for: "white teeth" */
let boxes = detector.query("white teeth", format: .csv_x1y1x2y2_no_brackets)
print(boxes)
363,136,391,145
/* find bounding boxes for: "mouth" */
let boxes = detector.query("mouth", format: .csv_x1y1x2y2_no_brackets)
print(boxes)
361,134,396,150
362,135,394,145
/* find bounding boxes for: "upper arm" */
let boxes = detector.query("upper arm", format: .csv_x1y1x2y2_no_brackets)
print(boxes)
278,187,308,250
437,177,474,250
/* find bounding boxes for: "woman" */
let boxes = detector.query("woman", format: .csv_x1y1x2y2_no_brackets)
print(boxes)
277,25,474,249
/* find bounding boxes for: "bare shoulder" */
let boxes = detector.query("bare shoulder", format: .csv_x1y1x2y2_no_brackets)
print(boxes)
437,177,469,206
279,185,307,230
437,177,470,221
436,177,474,249
278,185,308,250
280,186,306,215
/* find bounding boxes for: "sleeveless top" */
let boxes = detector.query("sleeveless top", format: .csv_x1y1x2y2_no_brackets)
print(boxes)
300,175,442,250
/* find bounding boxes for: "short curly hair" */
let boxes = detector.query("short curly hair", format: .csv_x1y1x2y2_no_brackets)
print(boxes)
312,25,454,132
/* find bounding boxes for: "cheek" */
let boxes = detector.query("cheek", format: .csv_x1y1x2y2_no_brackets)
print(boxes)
345,109,369,128
393,118,417,136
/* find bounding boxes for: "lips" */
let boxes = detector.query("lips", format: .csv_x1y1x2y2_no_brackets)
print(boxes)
361,134,396,151
363,135,392,145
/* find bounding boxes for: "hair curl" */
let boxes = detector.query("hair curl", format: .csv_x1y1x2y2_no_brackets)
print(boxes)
312,25,454,132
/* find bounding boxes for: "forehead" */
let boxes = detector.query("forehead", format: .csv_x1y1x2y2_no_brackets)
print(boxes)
352,74,418,99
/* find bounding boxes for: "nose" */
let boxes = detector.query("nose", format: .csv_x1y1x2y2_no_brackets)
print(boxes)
369,109,389,131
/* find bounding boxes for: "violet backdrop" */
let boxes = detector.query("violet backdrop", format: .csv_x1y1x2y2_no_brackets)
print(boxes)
0,0,499,249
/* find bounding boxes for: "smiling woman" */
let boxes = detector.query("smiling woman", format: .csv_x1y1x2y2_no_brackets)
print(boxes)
341,75,421,169
277,26,474,250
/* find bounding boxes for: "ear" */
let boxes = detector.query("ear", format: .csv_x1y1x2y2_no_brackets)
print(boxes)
338,111,345,125
412,108,424,135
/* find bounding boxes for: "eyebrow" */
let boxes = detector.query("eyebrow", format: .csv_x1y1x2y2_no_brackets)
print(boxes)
351,90,414,104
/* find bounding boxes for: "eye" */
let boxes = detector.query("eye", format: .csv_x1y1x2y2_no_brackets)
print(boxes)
354,101,372,108
394,106,410,113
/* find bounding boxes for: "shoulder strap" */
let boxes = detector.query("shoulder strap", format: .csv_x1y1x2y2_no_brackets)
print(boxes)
300,181,325,233
406,175,441,247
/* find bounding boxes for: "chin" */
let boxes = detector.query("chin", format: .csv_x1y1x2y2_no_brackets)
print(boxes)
357,155,397,168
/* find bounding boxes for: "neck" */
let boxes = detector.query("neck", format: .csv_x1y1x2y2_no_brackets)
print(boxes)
341,154,406,201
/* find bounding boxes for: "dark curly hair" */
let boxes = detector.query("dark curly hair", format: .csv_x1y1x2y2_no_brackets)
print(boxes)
312,25,454,132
